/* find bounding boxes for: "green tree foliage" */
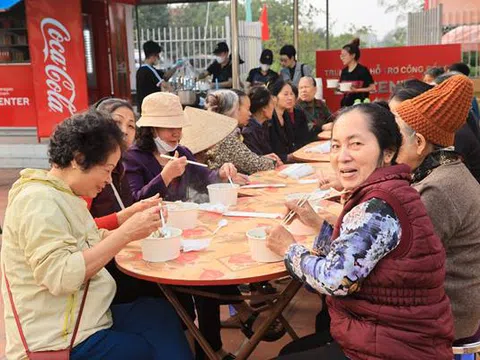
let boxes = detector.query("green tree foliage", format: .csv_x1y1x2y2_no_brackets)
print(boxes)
381,27,407,47
377,0,423,24
137,4,170,29
137,1,377,75
168,0,340,74
377,0,423,47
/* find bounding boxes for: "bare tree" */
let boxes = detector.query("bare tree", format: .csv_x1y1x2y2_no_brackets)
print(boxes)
378,0,424,25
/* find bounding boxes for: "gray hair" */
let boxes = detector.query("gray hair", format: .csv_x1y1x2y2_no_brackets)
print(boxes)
95,97,135,115
205,90,239,118
434,71,464,85
400,119,443,150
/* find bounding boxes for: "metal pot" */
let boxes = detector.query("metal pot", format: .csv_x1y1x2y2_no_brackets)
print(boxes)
177,90,197,105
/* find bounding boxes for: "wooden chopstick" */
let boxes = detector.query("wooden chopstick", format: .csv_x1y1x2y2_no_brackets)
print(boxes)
321,190,348,201
281,193,310,226
280,189,346,226
160,154,208,168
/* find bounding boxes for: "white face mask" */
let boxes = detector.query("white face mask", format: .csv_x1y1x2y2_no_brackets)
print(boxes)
154,136,178,154
260,64,270,72
153,54,164,66
215,56,225,64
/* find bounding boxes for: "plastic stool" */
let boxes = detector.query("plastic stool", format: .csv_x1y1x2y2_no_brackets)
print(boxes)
453,340,480,359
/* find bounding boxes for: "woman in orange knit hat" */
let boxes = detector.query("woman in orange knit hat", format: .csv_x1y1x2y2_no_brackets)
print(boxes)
394,74,480,344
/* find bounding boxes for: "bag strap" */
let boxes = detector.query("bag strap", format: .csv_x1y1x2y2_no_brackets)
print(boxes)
3,267,90,352
4,269,30,353
141,64,163,85
69,280,90,349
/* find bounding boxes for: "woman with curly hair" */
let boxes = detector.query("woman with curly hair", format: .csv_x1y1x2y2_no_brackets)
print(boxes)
1,111,192,360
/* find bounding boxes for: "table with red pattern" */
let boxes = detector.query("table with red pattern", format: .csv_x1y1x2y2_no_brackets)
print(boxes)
116,163,342,359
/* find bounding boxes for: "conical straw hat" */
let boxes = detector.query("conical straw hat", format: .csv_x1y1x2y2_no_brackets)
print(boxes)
180,106,237,154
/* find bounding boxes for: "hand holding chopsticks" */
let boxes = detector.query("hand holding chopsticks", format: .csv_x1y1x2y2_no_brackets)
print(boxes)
281,188,346,230
281,194,311,226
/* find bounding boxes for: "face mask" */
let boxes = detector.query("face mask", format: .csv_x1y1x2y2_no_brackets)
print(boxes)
153,54,164,66
215,56,225,64
260,64,270,72
154,136,178,154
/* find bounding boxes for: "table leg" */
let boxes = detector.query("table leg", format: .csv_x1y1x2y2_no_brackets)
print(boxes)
158,284,219,360
273,305,299,341
235,279,302,360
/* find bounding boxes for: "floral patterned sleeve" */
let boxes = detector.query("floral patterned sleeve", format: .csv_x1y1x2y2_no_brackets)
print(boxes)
206,131,275,175
285,198,402,296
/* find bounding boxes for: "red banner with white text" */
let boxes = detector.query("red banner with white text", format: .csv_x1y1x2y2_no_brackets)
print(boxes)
25,0,88,138
0,65,37,127
316,44,462,112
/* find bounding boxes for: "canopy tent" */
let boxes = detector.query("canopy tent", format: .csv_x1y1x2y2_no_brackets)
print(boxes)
442,25,480,52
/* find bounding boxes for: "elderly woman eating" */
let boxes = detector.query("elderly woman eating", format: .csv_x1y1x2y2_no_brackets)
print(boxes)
1,112,192,360
201,89,282,175
123,92,238,203
394,74,480,345
267,103,454,359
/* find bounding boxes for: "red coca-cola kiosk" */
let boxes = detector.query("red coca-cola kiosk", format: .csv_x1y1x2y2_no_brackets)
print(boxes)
0,0,134,139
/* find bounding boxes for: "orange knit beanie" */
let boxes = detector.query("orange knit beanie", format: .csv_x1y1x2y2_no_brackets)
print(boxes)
396,74,474,147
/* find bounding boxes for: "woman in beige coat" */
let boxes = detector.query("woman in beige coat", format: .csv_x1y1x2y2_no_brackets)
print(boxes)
1,111,192,360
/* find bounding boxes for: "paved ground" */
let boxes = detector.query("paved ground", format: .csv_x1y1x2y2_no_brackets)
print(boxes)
0,169,320,359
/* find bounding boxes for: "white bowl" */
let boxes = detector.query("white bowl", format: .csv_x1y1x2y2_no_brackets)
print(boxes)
207,183,239,206
141,227,182,262
326,79,339,89
339,82,353,92
247,227,283,263
166,202,199,230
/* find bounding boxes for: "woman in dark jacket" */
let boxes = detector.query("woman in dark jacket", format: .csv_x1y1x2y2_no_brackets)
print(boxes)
287,82,312,148
268,79,309,162
87,98,163,304
339,38,375,107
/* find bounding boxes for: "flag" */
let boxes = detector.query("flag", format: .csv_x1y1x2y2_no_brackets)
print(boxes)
245,0,252,22
259,4,269,41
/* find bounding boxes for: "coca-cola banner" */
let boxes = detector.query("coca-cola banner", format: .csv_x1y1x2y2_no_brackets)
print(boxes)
25,0,88,138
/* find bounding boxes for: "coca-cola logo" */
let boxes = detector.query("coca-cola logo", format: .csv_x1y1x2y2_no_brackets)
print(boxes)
40,18,77,115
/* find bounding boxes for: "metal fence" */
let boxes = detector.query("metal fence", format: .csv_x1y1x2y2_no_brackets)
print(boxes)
133,18,262,82
407,6,443,46
407,4,480,77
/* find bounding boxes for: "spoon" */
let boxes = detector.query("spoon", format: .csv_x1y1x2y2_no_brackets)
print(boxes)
212,219,228,235
228,176,235,188
160,206,171,238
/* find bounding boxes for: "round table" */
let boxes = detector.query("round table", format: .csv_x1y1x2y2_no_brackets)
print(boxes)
292,141,331,163
116,164,343,359
116,196,341,287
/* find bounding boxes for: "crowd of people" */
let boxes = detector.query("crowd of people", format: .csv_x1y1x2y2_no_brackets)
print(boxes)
1,33,480,360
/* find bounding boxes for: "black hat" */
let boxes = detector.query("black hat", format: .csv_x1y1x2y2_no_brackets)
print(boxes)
213,42,229,55
260,49,273,65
